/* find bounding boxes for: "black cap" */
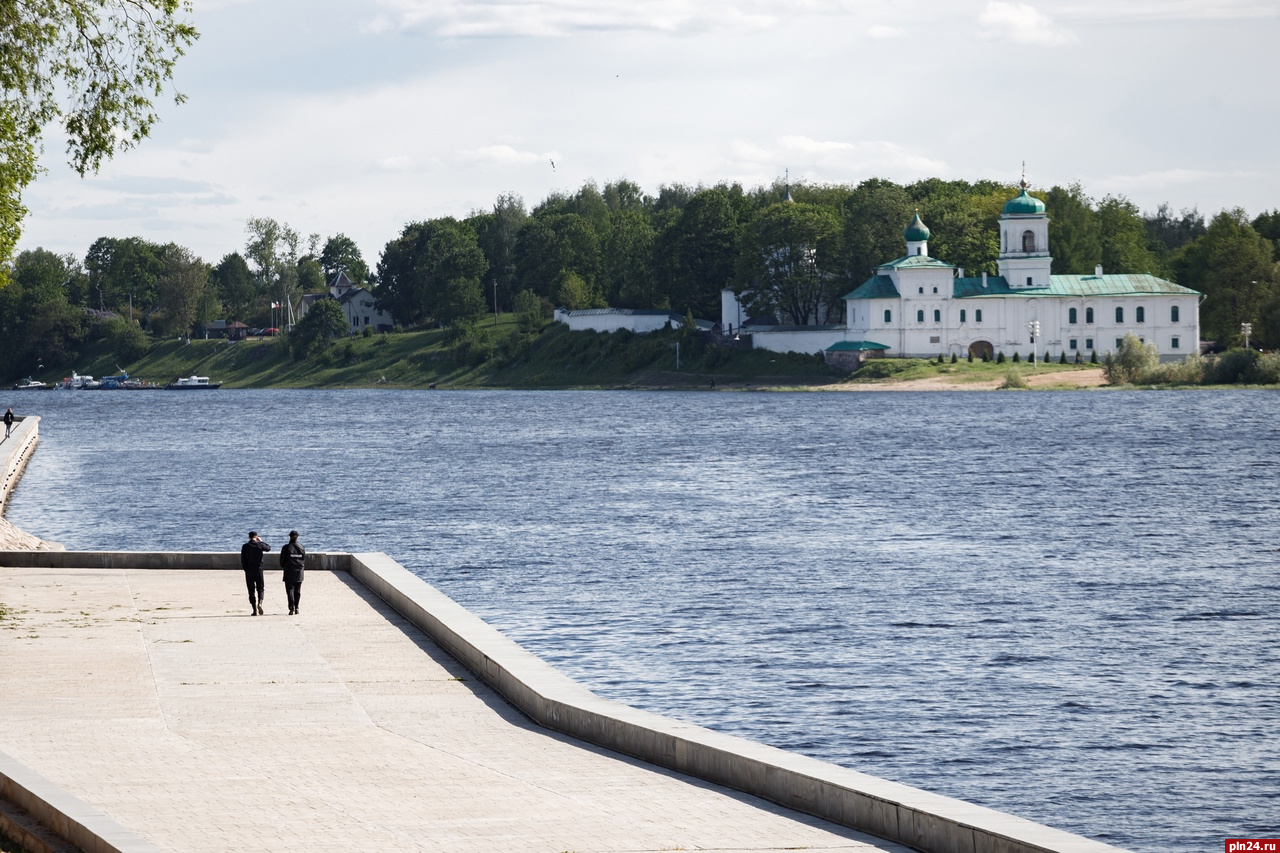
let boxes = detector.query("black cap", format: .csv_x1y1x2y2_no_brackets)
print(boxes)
248,531,257,538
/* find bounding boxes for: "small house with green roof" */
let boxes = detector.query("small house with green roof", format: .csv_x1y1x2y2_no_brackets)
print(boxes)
841,180,1201,361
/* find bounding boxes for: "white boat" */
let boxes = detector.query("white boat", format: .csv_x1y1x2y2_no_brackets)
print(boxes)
56,372,94,390
164,375,222,390
11,377,48,390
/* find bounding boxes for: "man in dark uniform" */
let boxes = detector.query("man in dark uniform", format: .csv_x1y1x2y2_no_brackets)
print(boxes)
279,530,306,615
240,531,270,615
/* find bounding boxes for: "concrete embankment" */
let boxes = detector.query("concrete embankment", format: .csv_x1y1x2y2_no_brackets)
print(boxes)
0,550,1128,853
0,414,58,551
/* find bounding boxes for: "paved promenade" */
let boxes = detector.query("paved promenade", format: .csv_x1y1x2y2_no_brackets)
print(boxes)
0,565,908,853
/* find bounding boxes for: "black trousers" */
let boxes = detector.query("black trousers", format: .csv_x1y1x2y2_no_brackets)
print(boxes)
285,581,302,612
244,569,264,604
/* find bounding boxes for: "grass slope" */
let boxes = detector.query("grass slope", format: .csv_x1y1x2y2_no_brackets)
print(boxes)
40,316,1101,391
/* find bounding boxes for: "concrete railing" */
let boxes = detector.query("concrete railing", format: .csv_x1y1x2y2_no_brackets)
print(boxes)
0,416,40,513
0,550,1129,853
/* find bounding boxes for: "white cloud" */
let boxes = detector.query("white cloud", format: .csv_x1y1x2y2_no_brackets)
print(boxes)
1098,168,1257,189
373,156,416,172
867,24,904,39
368,0,853,38
978,2,1077,45
1057,0,1279,21
729,136,949,181
459,144,554,166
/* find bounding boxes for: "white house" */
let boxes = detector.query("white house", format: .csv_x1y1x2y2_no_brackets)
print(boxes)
298,272,394,333
724,182,1202,362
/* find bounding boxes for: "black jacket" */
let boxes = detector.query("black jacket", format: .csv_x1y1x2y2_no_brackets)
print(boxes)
240,539,269,571
279,542,306,582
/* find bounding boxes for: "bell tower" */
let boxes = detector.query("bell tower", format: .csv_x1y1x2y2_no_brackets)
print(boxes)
997,167,1052,288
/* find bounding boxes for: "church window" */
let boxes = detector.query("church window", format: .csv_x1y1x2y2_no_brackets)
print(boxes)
1086,307,1094,324
1086,337,1094,350
1172,305,1180,322
919,287,923,294
1022,230,1035,252
1115,307,1124,323
932,287,938,294
1069,307,1078,324
1116,338,1125,349
917,247,923,255
917,309,924,323
884,309,892,323
1136,306,1145,323
933,309,941,323
1172,336,1180,349
975,309,983,323
1069,339,1078,350
960,309,967,323
1026,277,1033,287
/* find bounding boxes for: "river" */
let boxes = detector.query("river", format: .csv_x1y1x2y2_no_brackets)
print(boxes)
6,388,1278,852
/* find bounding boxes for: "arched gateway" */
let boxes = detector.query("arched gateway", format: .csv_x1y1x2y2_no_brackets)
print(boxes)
968,340,994,360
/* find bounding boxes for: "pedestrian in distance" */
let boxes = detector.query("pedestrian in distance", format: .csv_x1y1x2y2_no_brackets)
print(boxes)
240,531,270,615
280,530,306,615
3,408,13,438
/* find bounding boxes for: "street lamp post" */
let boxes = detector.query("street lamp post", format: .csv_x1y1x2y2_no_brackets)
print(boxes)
1242,322,1252,351
1028,319,1040,365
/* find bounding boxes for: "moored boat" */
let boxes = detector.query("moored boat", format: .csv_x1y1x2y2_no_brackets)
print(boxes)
164,375,222,390
11,377,49,390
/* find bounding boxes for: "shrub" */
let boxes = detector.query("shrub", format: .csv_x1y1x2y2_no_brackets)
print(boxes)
362,325,373,338
1141,354,1206,385
1074,351,1083,364
1012,352,1021,363
951,353,958,364
1207,348,1260,384
967,350,973,363
1103,334,1159,384
999,369,1029,389
1090,350,1098,364
1255,351,1280,385
996,352,1005,363
1059,352,1068,364
100,316,150,363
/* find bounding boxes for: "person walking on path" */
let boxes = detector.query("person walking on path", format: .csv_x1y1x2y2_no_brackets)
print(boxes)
240,531,270,615
280,530,306,615
3,408,13,439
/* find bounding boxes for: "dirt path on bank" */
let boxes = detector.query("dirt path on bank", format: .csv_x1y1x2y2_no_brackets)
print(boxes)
828,367,1108,392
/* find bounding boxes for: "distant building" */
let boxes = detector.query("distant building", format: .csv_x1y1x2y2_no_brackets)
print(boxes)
554,307,713,335
723,180,1201,361
297,271,394,333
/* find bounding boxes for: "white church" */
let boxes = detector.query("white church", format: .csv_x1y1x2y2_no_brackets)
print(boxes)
723,182,1201,363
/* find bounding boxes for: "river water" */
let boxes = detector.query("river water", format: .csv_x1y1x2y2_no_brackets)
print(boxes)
5,388,1278,852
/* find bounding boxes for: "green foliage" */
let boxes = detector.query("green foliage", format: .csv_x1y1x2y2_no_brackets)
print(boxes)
552,270,599,310
996,352,1005,364
152,244,210,337
967,350,973,363
1103,333,1158,384
1138,354,1206,386
951,353,958,364
0,0,197,277
1090,350,1098,364
99,316,150,362
289,298,347,359
740,201,841,325
1012,352,1020,363
514,289,544,333
1045,183,1101,274
1173,208,1276,342
1097,195,1158,273
319,233,368,284
212,252,256,321
376,217,488,327
999,369,1028,389
1059,352,1068,364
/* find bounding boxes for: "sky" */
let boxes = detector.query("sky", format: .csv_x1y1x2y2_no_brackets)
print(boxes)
15,0,1280,268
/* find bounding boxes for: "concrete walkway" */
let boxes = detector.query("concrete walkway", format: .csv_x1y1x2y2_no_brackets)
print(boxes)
0,565,909,853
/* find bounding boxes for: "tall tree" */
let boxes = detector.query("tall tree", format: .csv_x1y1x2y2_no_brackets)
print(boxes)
0,1,198,284
153,244,209,336
1045,183,1101,274
319,234,368,284
1174,208,1276,341
375,218,488,327
212,252,257,321
245,217,300,320
840,178,914,286
739,201,841,326
83,236,166,318
468,192,526,314
513,213,600,300
665,188,743,318
1097,195,1158,274
0,249,90,378
603,210,657,308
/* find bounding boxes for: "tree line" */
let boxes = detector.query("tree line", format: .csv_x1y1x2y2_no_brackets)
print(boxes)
3,175,1278,380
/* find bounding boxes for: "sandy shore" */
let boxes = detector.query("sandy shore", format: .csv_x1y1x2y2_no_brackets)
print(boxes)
828,367,1108,392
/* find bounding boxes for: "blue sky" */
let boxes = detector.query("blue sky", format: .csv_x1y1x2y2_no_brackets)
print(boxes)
16,0,1280,267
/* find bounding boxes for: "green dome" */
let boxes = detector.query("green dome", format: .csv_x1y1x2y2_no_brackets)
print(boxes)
903,211,930,242
1003,188,1046,215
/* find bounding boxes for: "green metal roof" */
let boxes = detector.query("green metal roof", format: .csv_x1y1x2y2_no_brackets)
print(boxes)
903,211,930,242
878,254,955,271
952,273,1199,299
827,340,890,351
843,274,900,300
1003,189,1046,216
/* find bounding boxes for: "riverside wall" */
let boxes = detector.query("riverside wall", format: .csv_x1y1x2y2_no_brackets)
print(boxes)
0,415,58,551
0,550,1127,853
